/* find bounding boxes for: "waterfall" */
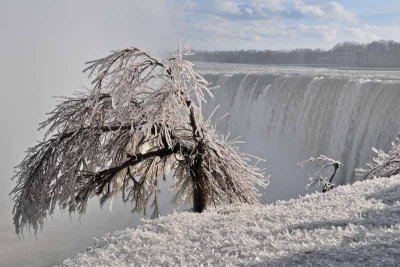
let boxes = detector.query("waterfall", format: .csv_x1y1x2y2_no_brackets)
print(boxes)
201,66,400,202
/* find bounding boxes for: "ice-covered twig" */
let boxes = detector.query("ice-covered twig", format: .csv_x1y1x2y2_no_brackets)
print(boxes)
298,155,343,193
356,134,400,180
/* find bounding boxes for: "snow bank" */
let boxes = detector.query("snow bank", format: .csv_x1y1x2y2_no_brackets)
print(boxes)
62,176,400,266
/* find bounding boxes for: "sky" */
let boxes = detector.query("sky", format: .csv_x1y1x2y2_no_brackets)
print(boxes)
171,0,400,50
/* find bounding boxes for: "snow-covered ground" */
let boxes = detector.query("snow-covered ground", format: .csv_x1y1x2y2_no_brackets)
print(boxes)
62,176,400,266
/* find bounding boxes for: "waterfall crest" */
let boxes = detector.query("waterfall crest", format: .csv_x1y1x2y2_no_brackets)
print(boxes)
202,66,400,201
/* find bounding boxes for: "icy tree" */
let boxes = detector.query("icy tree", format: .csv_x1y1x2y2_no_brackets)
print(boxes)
298,155,343,193
11,44,266,235
356,135,400,180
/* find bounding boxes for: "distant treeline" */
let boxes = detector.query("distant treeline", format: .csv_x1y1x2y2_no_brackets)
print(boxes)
188,40,400,68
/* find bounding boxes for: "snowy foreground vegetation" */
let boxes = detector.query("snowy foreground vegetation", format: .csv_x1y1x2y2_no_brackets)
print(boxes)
62,175,400,266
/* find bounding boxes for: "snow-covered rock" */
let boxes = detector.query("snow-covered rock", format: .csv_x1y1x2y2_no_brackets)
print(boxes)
62,176,400,266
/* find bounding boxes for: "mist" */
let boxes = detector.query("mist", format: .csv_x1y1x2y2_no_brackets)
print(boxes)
0,1,178,266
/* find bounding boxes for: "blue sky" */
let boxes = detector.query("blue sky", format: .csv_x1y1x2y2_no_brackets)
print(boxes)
171,0,400,50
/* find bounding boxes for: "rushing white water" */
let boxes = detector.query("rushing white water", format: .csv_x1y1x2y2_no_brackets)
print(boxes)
199,63,400,202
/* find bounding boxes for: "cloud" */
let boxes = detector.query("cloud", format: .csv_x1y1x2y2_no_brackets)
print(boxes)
182,0,198,10
293,0,357,23
247,0,288,13
201,0,289,19
293,0,325,18
183,11,340,44
347,25,380,41
214,0,241,15
294,23,339,41
244,7,254,16
328,2,358,24
348,23,400,42
182,1,357,23
173,0,400,50
184,14,287,41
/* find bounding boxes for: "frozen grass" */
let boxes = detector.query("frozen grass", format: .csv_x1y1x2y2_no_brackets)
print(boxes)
62,176,400,266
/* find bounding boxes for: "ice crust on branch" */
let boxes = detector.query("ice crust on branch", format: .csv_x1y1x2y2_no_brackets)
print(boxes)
11,43,266,235
356,134,400,180
298,155,343,192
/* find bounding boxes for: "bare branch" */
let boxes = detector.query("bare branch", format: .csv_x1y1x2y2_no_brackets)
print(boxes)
356,134,400,180
298,155,343,193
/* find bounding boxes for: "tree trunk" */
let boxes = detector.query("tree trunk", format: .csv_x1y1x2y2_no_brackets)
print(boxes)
191,165,206,213
328,163,340,183
186,99,207,212
190,137,206,212
323,163,340,193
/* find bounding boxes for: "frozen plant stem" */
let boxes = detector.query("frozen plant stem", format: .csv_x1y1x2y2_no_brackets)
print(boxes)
356,134,400,180
298,155,343,193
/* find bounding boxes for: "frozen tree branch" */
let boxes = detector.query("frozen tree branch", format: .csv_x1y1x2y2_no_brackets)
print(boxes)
11,43,267,235
298,155,343,193
356,134,400,180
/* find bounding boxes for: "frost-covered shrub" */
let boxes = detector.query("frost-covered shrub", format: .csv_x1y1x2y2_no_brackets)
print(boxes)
11,43,267,235
356,134,400,180
298,155,343,193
